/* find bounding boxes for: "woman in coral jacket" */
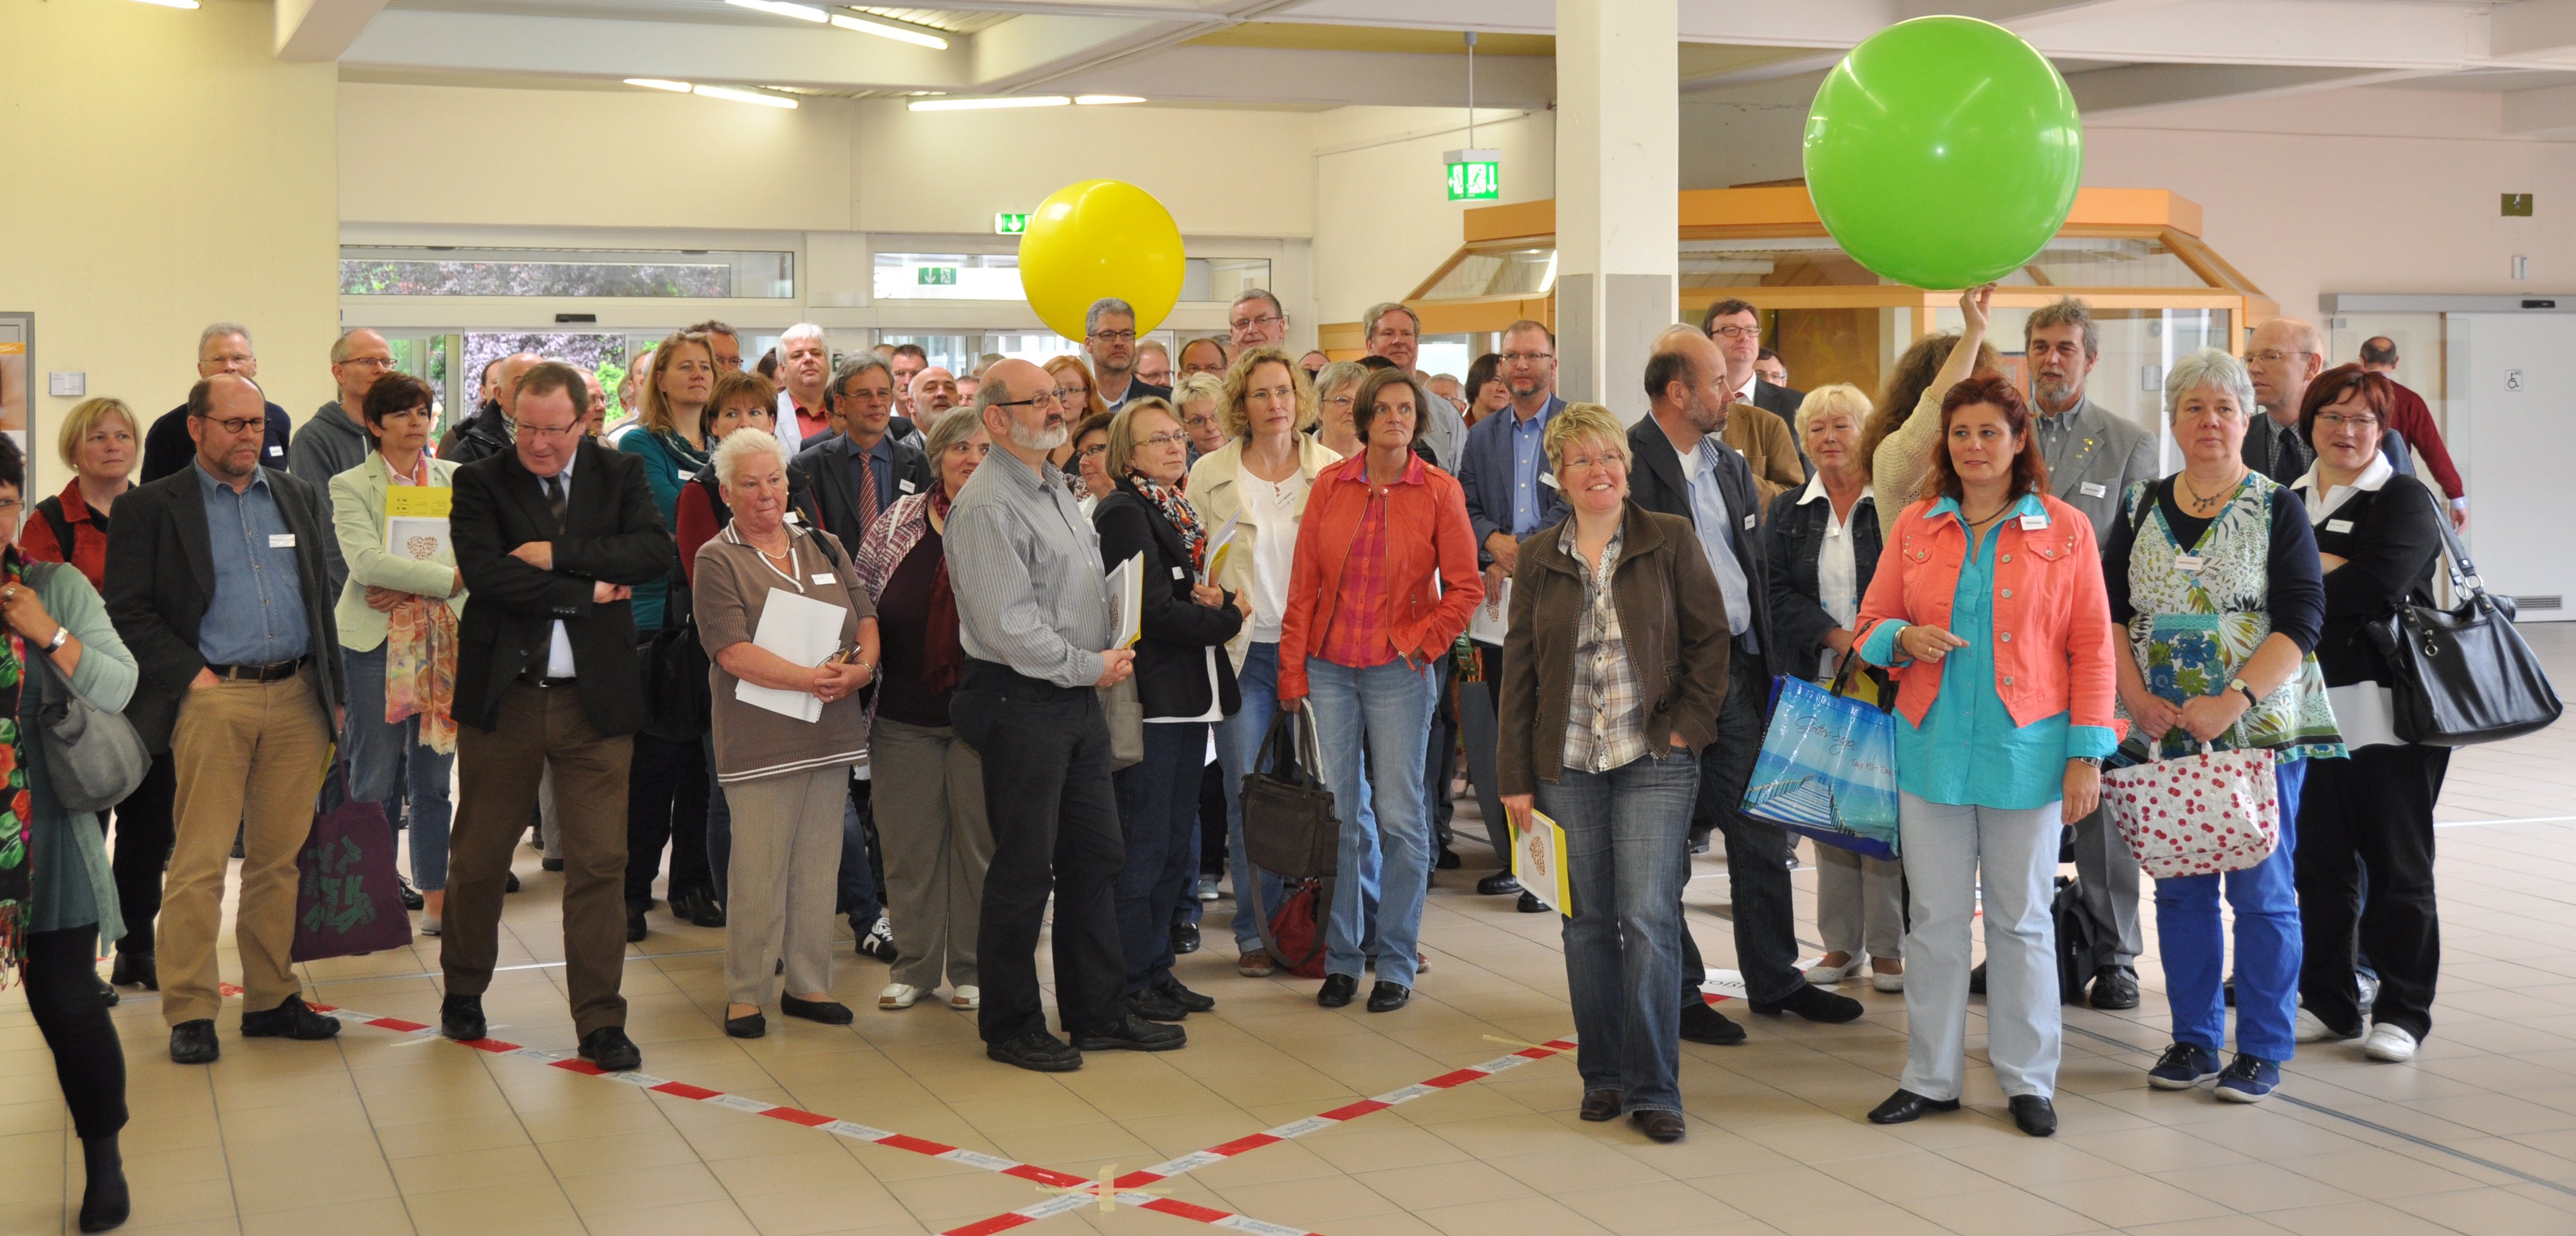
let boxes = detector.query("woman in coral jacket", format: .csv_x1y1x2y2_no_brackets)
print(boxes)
1276,367,1481,1016
1854,374,2124,1140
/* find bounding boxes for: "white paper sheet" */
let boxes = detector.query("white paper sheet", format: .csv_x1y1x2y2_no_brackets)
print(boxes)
1105,552,1146,650
734,586,846,723
1197,511,1241,585
1468,577,1511,645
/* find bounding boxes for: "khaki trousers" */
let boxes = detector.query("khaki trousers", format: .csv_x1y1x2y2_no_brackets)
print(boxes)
871,718,992,991
159,672,333,1027
720,767,846,1008
444,684,633,1037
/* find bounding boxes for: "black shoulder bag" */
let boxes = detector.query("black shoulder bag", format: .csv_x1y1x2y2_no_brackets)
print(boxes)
2363,487,2562,746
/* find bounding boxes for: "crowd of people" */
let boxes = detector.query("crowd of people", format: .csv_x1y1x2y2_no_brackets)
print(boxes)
2,286,2483,1229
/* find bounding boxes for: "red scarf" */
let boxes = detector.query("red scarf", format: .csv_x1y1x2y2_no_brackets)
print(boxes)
922,487,967,694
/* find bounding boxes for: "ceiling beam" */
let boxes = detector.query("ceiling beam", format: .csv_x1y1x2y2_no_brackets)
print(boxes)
2504,81,2576,133
2492,0,2576,60
1897,0,2185,30
970,12,1164,87
340,8,965,91
275,0,390,62
1042,44,1555,108
2067,62,2430,115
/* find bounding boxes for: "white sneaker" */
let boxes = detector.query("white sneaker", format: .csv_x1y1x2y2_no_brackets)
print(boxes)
2364,1023,2419,1062
950,985,980,1010
878,983,924,1010
418,914,442,937
2294,1008,2358,1043
1871,969,1904,993
1803,958,1863,985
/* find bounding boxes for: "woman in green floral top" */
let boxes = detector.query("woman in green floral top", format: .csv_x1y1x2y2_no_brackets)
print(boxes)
2104,347,2342,1105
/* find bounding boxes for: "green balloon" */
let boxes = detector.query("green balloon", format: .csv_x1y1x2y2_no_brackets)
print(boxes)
1803,16,2083,290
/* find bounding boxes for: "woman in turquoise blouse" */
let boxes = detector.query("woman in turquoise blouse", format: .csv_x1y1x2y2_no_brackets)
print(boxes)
1855,375,2124,1139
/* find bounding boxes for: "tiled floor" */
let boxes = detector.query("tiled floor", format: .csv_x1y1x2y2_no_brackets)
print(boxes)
10,626,2576,1236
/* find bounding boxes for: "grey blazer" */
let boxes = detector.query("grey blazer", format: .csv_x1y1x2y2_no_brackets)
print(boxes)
2036,396,2159,548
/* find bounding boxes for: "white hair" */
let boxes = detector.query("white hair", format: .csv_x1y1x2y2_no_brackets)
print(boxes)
2164,348,2256,422
712,423,788,488
780,323,827,348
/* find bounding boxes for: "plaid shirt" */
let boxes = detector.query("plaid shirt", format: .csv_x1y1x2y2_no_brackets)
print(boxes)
1319,487,1397,668
1560,522,1648,773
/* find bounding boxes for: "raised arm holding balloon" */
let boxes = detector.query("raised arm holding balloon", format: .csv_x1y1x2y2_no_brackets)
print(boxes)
1867,284,1996,541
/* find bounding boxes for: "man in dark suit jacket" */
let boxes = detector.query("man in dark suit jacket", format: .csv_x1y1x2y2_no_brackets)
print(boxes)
436,362,673,1071
1629,329,1863,1040
796,357,934,555
107,374,348,1064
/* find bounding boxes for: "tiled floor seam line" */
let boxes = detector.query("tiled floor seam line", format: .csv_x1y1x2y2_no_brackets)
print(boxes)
2056,1020,2576,1199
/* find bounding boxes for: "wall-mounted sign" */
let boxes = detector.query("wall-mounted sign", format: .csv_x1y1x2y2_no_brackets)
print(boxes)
994,213,1031,234
1444,147,1501,202
917,267,959,286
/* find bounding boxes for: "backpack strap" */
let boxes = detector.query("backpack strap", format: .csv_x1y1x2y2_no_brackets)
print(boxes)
34,496,74,563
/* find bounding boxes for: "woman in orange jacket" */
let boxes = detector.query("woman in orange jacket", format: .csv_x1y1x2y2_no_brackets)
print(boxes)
1277,367,1482,1014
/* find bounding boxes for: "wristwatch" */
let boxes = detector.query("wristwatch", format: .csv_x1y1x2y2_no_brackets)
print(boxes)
2069,755,2101,769
44,627,69,653
2228,677,2259,707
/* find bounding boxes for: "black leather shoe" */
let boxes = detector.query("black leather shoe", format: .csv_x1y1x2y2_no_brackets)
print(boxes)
78,1136,128,1233
398,874,425,911
1437,845,1462,870
1580,1091,1624,1122
1477,872,1523,896
1969,962,1987,995
2010,1094,2058,1137
169,1020,219,1065
691,897,728,928
625,909,648,943
1688,830,1712,856
240,995,341,1040
725,1011,767,1038
2089,966,2140,1011
1867,1089,1961,1125
96,973,118,1007
1171,922,1200,955
505,870,521,893
1317,973,1358,1008
440,994,487,1042
1678,1002,1748,1045
1073,1013,1186,1052
1156,978,1215,1012
989,1031,1081,1072
1749,984,1864,1024
541,857,565,872
577,1026,642,1071
111,949,156,991
1517,891,1547,913
1630,1110,1687,1143
1128,987,1191,1022
780,994,855,1024
1365,981,1410,1012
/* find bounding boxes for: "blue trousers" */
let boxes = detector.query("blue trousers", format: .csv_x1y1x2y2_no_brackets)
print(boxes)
341,644,454,891
1212,643,1287,952
1537,749,1700,1115
1113,722,1209,994
1305,657,1437,990
2156,757,2309,1063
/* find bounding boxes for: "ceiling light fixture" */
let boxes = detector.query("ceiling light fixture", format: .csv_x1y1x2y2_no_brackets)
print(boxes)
1074,95,1144,105
625,78,693,92
725,0,827,21
907,96,1070,111
830,13,947,49
126,0,202,8
693,84,799,108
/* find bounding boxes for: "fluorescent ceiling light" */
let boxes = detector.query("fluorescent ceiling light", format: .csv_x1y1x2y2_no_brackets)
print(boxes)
726,0,827,21
830,13,947,49
1074,96,1144,105
694,84,799,108
908,96,1070,111
125,0,201,9
625,78,693,92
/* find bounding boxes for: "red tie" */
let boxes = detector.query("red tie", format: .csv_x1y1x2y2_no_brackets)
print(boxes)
854,451,878,540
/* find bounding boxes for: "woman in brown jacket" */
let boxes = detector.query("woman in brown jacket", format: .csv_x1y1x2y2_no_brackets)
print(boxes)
1498,403,1731,1143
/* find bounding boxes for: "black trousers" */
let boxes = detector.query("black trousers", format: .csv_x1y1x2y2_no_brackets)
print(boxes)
23,927,127,1140
103,752,177,955
625,730,711,910
950,660,1126,1044
2295,743,2449,1040
1677,645,1803,1005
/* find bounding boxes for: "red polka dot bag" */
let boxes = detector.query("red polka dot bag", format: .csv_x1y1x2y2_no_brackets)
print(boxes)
2100,741,2281,880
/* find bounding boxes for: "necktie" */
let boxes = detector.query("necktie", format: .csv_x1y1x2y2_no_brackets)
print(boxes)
542,474,566,532
854,452,878,540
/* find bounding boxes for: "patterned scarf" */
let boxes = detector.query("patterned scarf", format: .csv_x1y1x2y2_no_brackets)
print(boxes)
1126,471,1208,571
386,596,459,753
0,558,35,981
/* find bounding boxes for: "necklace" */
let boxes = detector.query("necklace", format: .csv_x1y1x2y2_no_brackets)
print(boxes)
2180,467,2244,510
1960,500,2011,527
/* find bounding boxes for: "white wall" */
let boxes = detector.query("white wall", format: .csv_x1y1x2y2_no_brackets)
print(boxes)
1311,106,1556,325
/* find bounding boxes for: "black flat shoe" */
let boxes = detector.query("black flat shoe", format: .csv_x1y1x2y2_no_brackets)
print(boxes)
1517,890,1547,913
505,870,521,893
440,993,487,1042
240,995,341,1040
1678,1002,1747,1045
1630,1110,1687,1143
1476,872,1523,897
577,1026,642,1071
2088,966,2140,1011
1170,922,1200,955
110,950,156,991
1749,984,1864,1024
78,1136,127,1233
725,1011,767,1039
2010,1095,2058,1137
397,874,425,912
1072,1013,1186,1052
1969,962,1986,995
541,857,565,872
1156,978,1215,1012
780,995,854,1024
1365,981,1410,1012
1867,1089,1960,1125
168,1020,219,1065
1580,1091,1624,1122
1437,845,1462,870
989,1031,1081,1072
626,909,648,943
1317,973,1358,1008
1127,987,1191,1023
95,973,118,1007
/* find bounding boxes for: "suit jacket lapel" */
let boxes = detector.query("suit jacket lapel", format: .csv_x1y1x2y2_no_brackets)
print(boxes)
168,469,216,597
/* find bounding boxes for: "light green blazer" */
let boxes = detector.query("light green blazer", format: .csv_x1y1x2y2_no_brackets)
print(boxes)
331,453,468,653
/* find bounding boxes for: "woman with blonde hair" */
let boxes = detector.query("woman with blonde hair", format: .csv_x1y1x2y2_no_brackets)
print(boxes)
1171,372,1230,458
1309,361,1369,459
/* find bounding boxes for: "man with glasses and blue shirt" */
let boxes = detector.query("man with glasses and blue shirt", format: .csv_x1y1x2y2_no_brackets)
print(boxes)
1083,299,1170,412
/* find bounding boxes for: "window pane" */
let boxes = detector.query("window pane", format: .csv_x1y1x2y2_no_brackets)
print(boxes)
1425,248,1556,299
458,333,628,424
875,254,1024,301
1179,258,1272,303
341,247,793,298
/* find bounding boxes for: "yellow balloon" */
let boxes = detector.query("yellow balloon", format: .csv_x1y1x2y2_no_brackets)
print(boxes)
1018,180,1186,341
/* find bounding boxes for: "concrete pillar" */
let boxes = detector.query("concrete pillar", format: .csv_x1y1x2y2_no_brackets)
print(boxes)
1554,0,1678,418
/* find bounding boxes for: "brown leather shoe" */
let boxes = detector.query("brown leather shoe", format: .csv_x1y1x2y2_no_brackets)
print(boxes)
1580,1091,1624,1122
1237,949,1276,978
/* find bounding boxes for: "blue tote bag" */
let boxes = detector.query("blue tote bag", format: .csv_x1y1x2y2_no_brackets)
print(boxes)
1740,663,1901,859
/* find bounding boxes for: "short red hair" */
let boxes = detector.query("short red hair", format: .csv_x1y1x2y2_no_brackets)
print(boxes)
1922,373,2050,505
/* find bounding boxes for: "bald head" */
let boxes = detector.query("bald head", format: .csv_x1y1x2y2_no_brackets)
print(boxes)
979,359,1066,463
2246,317,2325,425
495,352,544,419
1647,327,1732,441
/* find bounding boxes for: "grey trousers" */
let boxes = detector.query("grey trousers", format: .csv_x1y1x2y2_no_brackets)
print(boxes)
721,766,848,1008
1898,792,2062,1101
872,717,994,991
1814,844,1905,961
2070,803,2142,968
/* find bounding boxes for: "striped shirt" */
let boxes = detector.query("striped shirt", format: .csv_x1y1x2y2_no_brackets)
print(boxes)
946,443,1112,688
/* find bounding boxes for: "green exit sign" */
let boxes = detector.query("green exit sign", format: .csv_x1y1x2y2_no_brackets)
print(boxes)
917,266,958,286
994,212,1030,234
1444,147,1501,201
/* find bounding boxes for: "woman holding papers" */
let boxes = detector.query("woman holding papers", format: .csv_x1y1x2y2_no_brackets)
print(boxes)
1853,374,2122,1137
1496,403,1729,1145
330,373,466,934
1095,395,1245,1023
1277,367,1480,1015
1188,346,1340,979
693,430,879,1040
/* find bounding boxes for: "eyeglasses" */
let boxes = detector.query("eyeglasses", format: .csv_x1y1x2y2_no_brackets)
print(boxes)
1320,395,1355,409
1077,443,1110,460
1053,387,1089,404
1181,412,1220,428
517,421,583,440
190,414,265,434
1708,325,1761,341
1135,432,1189,449
1229,314,1284,332
1501,351,1554,365
341,357,398,371
1089,330,1138,344
2245,349,2314,365
0,500,22,516
2315,412,2379,429
992,390,1060,410
1558,454,1622,473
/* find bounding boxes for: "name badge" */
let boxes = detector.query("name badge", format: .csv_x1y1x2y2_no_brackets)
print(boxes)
785,510,802,524
2019,514,2049,531
810,573,835,585
2175,553,2207,573
266,445,284,457
2079,481,2107,498
1539,472,1558,490
898,479,917,494
1170,566,1186,581
2325,519,2354,534
268,533,295,548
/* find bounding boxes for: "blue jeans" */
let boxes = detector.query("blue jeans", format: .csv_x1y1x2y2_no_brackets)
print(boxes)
1305,657,1437,989
1214,643,1287,952
341,644,454,891
703,731,733,901
1537,748,1700,1115
2157,757,2309,1063
1114,722,1210,994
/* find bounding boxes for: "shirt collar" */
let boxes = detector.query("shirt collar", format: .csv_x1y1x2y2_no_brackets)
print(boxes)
192,458,270,497
2292,451,2393,520
1795,470,1876,507
1331,452,1427,486
1731,371,1758,406
1922,491,2047,522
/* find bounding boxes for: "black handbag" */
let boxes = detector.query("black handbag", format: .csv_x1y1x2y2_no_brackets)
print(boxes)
2363,489,2563,746
1240,709,1340,972
638,565,711,742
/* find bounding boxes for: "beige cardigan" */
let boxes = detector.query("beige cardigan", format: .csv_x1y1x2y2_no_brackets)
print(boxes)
1868,385,1949,546
331,452,467,653
1186,433,1344,671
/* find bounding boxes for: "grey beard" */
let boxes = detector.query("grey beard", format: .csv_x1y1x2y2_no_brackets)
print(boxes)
1010,421,1069,452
